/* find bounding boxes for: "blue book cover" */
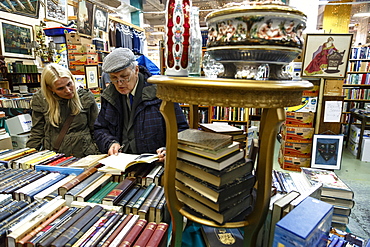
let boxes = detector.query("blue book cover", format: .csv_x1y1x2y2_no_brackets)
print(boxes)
273,196,333,247
35,164,85,175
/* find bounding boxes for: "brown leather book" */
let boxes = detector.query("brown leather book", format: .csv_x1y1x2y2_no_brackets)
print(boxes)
37,206,92,247
100,214,134,247
118,219,147,247
101,177,136,206
58,166,98,197
16,206,70,246
50,205,104,247
132,222,157,247
146,222,169,247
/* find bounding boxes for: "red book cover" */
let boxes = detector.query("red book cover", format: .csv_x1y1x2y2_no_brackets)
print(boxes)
132,222,157,247
101,214,134,247
146,223,168,247
47,156,70,166
118,219,147,247
102,177,136,205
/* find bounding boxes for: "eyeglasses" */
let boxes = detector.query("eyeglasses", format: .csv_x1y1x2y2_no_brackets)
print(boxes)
111,70,133,84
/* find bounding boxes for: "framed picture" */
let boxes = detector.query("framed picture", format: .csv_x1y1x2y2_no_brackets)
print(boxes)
77,0,94,37
0,19,34,59
0,0,40,18
84,65,99,88
311,134,344,170
45,0,68,25
93,5,108,36
301,33,353,78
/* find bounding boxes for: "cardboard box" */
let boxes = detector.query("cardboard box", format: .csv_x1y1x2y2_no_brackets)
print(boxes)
0,132,13,149
324,79,343,96
68,54,98,65
281,125,315,143
11,132,31,149
361,138,370,162
5,114,32,135
65,33,91,45
278,150,311,171
67,44,96,54
347,139,359,157
349,124,370,143
281,140,312,158
285,112,315,127
285,97,318,113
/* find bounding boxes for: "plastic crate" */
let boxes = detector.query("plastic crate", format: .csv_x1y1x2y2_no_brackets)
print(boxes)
43,27,77,36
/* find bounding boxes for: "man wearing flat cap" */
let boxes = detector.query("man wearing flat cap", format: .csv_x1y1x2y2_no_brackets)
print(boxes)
94,48,189,158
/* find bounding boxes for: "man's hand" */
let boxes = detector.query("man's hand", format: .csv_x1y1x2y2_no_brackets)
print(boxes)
156,147,166,163
108,143,121,156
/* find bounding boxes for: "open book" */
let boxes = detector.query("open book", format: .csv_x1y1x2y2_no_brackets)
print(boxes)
98,153,159,172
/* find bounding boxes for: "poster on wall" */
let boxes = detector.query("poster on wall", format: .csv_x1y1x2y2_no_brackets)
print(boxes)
45,0,68,25
93,5,108,36
0,0,40,18
301,33,353,79
0,18,34,59
77,0,94,37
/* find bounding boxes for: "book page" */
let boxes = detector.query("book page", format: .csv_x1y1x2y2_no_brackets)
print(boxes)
99,153,159,172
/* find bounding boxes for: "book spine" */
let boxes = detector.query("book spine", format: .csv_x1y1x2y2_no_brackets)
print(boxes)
138,185,162,219
101,178,136,206
58,167,98,197
145,222,169,247
117,184,141,207
149,189,164,223
132,222,157,247
37,206,92,247
108,214,140,247
118,219,147,247
155,196,166,224
132,183,156,214
50,205,105,247
100,214,133,247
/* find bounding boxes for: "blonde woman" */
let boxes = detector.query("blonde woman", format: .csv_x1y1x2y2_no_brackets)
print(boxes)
26,63,99,158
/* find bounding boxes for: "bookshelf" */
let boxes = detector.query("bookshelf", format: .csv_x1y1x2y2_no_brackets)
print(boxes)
148,75,313,246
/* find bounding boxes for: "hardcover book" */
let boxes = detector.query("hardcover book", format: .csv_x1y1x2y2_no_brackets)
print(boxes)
100,214,132,247
138,185,163,219
178,128,233,151
177,149,245,171
155,196,166,224
200,225,244,247
108,214,140,247
132,222,157,246
126,187,146,215
58,166,98,197
117,184,142,207
175,171,256,203
76,173,113,202
34,175,77,201
132,183,156,215
98,153,159,172
178,141,240,160
176,158,252,188
320,195,355,209
199,123,244,135
101,177,136,206
149,187,165,222
146,222,169,247
301,167,354,200
177,190,254,224
273,197,333,247
119,219,147,247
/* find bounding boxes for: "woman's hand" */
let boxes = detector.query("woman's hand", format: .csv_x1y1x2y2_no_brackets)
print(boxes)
156,147,166,163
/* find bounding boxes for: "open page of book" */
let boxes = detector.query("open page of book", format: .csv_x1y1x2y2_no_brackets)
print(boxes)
98,153,159,172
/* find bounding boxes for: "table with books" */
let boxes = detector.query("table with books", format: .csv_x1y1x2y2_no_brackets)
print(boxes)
148,75,313,247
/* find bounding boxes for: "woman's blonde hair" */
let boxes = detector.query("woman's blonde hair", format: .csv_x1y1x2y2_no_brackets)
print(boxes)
40,63,83,127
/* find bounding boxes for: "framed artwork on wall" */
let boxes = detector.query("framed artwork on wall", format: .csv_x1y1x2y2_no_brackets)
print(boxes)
0,19,34,59
93,5,109,36
311,134,344,170
77,0,94,37
0,0,40,18
301,33,353,79
84,65,99,88
45,0,68,25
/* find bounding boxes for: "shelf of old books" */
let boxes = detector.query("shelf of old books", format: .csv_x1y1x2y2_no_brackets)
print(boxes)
148,75,313,247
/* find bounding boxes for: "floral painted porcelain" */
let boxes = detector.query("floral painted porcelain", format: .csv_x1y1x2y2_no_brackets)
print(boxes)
205,0,307,79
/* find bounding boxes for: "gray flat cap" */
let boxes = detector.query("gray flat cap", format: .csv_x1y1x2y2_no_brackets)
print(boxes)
102,48,136,73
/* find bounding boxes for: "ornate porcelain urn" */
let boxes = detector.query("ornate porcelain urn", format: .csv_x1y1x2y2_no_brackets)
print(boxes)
205,0,307,80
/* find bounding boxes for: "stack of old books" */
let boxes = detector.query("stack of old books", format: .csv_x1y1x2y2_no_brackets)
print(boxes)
176,128,256,224
199,123,247,149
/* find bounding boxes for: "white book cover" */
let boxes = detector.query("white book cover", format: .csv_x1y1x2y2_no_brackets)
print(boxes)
34,174,77,201
108,214,140,247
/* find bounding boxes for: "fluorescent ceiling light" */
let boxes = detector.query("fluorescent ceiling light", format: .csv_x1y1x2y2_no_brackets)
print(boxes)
353,13,370,17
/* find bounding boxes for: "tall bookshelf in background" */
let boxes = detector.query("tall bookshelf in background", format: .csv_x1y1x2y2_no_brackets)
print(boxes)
342,45,370,135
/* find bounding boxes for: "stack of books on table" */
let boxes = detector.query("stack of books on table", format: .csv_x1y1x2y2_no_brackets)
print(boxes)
199,123,247,149
176,128,256,225
301,167,355,231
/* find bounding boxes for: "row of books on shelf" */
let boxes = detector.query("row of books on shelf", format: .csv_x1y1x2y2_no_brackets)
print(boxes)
8,73,41,85
343,88,370,100
1,195,169,247
345,73,370,85
6,62,38,74
348,60,370,72
351,46,370,60
0,95,32,109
